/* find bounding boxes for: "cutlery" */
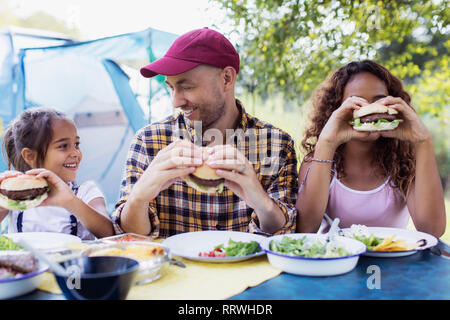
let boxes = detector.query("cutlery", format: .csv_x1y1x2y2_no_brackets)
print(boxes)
170,258,186,268
429,240,450,259
17,239,70,276
325,218,340,244
323,213,344,236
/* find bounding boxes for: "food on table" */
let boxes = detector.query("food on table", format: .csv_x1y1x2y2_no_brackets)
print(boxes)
101,233,152,242
0,174,49,210
0,236,38,280
88,244,165,261
349,102,403,132
269,236,351,258
0,235,24,251
198,239,261,257
344,224,418,251
183,147,225,193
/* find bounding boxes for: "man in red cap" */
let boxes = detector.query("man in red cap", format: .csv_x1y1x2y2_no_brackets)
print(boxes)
112,28,298,238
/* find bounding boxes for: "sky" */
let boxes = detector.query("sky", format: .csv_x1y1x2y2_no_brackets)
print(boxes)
8,0,229,39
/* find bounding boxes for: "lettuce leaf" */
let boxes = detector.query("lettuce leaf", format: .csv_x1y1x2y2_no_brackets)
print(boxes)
349,118,362,126
7,199,28,211
349,118,403,127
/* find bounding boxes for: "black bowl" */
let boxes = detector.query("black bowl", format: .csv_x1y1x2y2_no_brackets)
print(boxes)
55,256,139,300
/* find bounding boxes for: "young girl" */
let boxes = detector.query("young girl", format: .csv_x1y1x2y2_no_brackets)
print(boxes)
296,60,446,238
0,107,113,239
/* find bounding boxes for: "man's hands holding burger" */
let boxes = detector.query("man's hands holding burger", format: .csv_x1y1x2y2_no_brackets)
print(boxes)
132,139,270,208
132,140,283,224
205,145,282,220
130,139,203,203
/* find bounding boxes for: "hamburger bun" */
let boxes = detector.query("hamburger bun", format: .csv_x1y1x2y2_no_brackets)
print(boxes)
0,175,49,210
352,103,398,119
182,148,225,193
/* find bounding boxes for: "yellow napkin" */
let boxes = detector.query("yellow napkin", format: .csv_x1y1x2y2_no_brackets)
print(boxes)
37,255,281,300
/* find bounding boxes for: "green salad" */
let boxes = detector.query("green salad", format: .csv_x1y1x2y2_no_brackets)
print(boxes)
199,239,261,257
269,236,351,258
0,235,23,251
351,234,384,250
343,225,385,250
218,239,261,256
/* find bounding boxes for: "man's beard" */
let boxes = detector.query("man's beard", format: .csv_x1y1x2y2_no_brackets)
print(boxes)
183,99,226,130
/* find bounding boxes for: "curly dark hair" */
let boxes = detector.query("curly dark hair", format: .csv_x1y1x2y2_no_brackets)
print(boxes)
301,60,416,198
2,107,69,172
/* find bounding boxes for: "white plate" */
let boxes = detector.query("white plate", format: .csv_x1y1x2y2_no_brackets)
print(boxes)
342,227,438,257
0,260,49,299
162,231,265,263
5,232,81,252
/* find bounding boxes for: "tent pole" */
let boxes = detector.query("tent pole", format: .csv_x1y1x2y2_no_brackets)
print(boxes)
102,59,146,133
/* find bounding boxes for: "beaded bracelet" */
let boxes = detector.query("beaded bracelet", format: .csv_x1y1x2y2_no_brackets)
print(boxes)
310,158,335,163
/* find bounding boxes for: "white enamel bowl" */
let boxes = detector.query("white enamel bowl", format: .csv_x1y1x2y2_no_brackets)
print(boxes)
261,234,366,277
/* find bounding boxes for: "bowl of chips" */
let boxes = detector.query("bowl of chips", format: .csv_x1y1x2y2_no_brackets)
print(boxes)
81,242,170,284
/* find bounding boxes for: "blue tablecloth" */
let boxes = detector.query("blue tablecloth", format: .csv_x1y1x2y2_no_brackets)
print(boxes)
233,247,450,300
15,241,450,300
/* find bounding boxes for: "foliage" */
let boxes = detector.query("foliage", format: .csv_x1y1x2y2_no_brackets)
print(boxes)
214,0,449,118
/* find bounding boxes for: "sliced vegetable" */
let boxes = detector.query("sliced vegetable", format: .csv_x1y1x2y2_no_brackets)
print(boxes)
199,239,261,257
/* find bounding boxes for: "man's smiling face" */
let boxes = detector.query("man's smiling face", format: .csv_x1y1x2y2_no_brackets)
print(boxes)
165,65,226,130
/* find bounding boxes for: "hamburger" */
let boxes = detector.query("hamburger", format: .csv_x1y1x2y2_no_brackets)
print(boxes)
0,175,49,210
350,102,403,131
182,149,225,193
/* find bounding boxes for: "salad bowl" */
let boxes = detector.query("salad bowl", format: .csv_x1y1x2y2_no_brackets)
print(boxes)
260,233,366,276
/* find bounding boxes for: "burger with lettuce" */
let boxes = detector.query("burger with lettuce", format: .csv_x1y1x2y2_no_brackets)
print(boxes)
350,102,403,131
0,175,49,210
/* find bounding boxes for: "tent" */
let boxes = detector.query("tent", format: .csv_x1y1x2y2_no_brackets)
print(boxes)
0,26,178,216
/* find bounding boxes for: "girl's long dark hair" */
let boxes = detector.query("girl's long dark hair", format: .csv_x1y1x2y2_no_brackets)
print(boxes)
3,107,68,172
302,60,415,198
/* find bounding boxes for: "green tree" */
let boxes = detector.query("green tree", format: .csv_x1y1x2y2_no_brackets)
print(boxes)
214,0,449,116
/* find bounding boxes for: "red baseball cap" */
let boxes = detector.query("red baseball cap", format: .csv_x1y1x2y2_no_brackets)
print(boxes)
140,27,240,78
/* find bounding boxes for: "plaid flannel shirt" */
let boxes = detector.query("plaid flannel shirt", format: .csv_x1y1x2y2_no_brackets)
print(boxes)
112,100,298,238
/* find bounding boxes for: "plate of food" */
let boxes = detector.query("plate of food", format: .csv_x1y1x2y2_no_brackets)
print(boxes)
260,234,366,276
162,231,265,263
0,235,49,299
342,225,438,257
100,233,154,243
5,232,81,253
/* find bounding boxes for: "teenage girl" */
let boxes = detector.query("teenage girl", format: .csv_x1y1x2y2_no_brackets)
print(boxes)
0,107,113,239
295,60,446,238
